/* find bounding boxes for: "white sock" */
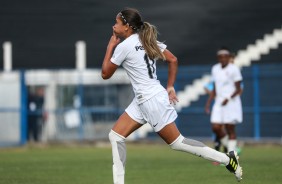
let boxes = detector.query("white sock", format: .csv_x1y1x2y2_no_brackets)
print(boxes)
170,135,229,165
228,139,237,152
220,135,229,148
109,130,126,184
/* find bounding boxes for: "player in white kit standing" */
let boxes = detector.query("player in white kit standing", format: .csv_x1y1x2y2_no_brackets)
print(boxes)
101,8,243,184
205,48,243,153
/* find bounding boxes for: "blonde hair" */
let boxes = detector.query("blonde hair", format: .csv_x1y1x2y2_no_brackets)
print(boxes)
139,22,166,60
119,8,166,60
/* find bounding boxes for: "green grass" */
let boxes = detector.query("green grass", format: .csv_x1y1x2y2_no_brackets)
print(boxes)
0,144,281,184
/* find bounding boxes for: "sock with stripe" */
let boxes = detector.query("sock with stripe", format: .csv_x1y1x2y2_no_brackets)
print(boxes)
170,134,230,165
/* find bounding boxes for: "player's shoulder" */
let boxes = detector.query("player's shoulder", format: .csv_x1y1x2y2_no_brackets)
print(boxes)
157,41,167,51
228,63,240,71
116,34,139,51
212,63,221,71
228,63,237,68
115,39,129,51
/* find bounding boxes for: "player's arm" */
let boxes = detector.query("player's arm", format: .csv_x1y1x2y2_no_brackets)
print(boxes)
101,33,120,80
205,83,216,114
232,81,242,98
222,81,242,106
222,66,243,105
163,49,179,104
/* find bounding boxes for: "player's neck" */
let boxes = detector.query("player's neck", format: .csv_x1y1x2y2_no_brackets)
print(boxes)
221,63,229,68
124,32,134,39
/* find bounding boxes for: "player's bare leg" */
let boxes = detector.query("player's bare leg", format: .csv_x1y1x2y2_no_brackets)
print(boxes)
212,124,224,151
212,124,225,137
112,112,142,138
109,112,142,184
158,122,243,181
212,123,229,150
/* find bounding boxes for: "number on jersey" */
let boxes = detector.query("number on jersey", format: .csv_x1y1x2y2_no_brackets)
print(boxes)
144,54,155,79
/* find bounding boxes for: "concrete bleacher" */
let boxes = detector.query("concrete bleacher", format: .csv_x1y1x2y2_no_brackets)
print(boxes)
158,65,212,91
259,44,282,63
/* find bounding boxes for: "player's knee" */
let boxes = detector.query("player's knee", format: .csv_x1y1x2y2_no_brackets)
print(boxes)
109,130,125,143
226,128,236,135
212,125,221,133
228,133,236,140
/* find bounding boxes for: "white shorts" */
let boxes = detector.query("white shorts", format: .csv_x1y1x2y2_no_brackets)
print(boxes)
125,90,178,132
211,98,243,124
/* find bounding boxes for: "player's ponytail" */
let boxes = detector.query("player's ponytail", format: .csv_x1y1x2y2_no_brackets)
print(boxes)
139,22,166,60
119,8,166,60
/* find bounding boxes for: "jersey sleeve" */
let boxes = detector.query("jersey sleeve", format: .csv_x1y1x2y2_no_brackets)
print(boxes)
232,66,243,82
110,44,128,66
157,42,167,52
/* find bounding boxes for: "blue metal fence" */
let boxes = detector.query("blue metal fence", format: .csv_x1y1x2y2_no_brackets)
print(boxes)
1,64,282,146
252,65,260,140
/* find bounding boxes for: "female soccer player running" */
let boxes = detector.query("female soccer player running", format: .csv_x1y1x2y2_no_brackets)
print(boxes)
102,8,243,184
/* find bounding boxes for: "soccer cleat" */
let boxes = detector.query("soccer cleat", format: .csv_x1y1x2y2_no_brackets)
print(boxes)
226,151,243,182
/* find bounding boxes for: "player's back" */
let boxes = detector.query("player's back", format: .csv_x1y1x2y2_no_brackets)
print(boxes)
111,33,166,104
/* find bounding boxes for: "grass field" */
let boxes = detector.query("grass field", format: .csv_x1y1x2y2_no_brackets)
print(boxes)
0,144,281,184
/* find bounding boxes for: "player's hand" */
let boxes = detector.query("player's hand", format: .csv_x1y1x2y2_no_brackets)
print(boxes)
205,103,210,114
167,87,179,105
222,99,229,106
108,31,121,48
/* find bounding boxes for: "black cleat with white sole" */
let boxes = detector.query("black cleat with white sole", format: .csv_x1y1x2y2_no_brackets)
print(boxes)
226,151,243,182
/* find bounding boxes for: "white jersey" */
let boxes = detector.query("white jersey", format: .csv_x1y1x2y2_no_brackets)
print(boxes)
111,33,167,104
211,63,243,103
211,63,243,123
